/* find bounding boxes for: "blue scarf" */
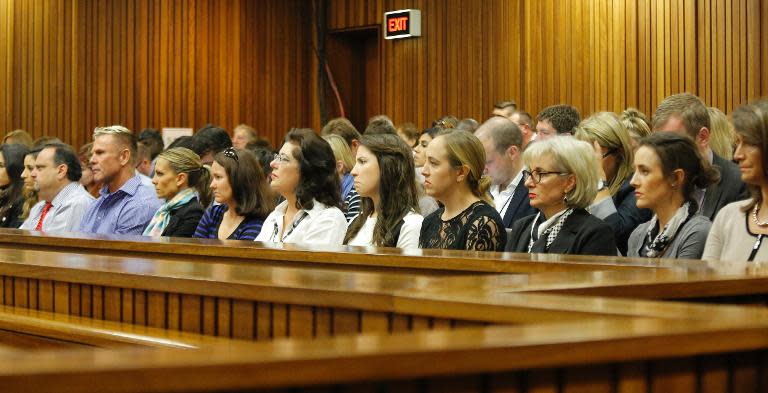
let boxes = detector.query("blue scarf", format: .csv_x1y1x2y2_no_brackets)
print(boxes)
143,188,196,236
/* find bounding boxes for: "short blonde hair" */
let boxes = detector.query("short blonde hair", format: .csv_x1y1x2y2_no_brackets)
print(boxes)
93,125,137,163
708,107,735,160
3,129,33,148
323,134,355,173
435,130,492,204
523,136,598,210
573,112,634,196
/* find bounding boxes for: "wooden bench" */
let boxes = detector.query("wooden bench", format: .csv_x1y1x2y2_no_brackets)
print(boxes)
0,228,693,274
1,309,768,392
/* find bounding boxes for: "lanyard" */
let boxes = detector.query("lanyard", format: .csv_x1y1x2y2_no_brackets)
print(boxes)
748,234,764,262
271,211,309,242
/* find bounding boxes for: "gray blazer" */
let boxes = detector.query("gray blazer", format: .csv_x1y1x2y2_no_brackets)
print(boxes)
701,153,749,220
627,215,711,259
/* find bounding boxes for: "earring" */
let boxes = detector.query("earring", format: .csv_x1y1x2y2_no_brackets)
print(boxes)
563,193,569,204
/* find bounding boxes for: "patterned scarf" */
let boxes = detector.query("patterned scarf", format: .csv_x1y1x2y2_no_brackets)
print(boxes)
143,188,196,236
527,208,574,252
642,202,693,258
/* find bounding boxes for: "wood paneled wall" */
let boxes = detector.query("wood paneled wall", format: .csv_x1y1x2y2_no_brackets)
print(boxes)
329,0,768,128
3,0,768,145
0,0,318,149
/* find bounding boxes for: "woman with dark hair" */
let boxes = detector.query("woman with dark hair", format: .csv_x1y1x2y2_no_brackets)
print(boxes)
0,144,29,228
193,147,274,240
344,134,423,248
704,99,768,262
419,130,506,251
627,132,719,258
255,128,347,245
144,148,210,238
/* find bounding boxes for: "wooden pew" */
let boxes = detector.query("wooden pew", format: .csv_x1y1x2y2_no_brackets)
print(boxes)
0,247,755,342
2,310,768,392
0,304,241,350
0,228,690,274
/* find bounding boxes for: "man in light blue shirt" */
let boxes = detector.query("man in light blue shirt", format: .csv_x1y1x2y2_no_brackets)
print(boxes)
20,144,95,232
79,125,160,235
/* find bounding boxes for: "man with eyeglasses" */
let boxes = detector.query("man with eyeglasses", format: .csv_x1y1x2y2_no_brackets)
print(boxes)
79,125,161,235
475,117,537,230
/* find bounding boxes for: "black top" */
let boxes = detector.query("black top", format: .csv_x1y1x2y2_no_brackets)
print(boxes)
419,200,506,251
700,153,749,220
161,197,205,238
505,209,617,256
0,197,24,229
500,182,538,229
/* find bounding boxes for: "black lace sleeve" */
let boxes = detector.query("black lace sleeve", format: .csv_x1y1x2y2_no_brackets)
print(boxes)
464,208,506,251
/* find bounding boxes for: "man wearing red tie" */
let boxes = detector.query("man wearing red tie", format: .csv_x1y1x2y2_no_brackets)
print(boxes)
19,144,94,233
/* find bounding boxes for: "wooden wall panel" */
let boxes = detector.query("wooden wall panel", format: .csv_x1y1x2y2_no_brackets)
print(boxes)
3,0,768,145
0,0,316,150
328,0,768,128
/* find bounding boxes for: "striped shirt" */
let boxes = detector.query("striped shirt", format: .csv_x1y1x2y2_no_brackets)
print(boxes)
193,203,265,240
78,175,161,235
21,182,95,233
341,173,361,222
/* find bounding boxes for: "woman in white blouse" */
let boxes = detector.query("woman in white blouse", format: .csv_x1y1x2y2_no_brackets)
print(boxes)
344,134,423,248
254,128,348,245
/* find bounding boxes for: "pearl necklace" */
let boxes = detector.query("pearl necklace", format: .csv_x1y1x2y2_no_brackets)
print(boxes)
752,205,768,227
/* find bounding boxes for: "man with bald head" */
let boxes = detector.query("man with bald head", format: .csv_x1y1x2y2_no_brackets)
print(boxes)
475,116,537,229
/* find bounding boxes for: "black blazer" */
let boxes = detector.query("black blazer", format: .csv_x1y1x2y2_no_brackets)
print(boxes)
501,182,538,229
0,197,24,229
161,197,204,238
701,153,749,220
505,209,617,256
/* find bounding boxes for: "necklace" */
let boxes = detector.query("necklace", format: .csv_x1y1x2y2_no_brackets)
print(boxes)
752,205,768,227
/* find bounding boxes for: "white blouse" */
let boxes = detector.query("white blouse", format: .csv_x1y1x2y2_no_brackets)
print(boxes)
347,211,423,249
255,199,348,245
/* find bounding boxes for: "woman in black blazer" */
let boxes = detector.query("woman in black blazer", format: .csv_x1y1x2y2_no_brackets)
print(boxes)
506,137,617,256
143,147,211,238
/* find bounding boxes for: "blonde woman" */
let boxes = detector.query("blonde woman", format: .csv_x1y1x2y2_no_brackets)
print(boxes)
419,130,505,251
323,134,361,222
574,112,652,255
144,148,211,237
708,107,736,161
505,137,617,256
620,108,651,150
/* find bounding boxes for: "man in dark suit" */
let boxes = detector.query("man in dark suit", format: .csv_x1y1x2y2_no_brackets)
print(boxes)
652,93,749,220
475,116,537,230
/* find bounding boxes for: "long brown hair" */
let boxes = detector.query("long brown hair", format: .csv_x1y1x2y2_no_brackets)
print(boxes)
731,99,768,213
344,134,420,247
213,148,275,218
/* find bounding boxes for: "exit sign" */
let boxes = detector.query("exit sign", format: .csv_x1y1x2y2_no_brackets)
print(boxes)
384,9,421,40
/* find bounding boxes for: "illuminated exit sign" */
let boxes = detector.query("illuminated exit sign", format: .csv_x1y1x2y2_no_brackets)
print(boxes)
384,9,421,40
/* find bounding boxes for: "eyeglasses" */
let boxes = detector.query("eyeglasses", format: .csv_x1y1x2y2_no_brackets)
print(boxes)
222,147,238,162
272,153,291,165
522,169,569,184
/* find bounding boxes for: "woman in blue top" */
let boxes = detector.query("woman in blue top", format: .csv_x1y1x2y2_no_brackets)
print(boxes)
194,147,275,240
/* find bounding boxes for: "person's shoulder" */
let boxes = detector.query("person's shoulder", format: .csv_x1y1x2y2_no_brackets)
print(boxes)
468,201,503,221
403,211,424,224
713,153,741,178
310,200,346,221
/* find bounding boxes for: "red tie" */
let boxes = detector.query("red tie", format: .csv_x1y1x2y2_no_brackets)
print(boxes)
35,202,53,231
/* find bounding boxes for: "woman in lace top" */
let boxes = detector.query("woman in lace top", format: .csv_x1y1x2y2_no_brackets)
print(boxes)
626,132,718,258
344,134,423,248
418,130,505,251
506,137,617,256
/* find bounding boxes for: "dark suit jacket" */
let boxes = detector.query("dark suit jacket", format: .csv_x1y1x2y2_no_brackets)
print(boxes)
161,197,204,238
501,182,538,229
0,198,24,229
701,153,749,220
505,209,617,256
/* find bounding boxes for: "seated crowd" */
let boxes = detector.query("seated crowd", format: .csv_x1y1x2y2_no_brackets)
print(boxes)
1,93,766,262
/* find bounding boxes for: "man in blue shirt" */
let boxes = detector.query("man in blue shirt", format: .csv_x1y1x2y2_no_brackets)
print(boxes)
79,125,160,235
